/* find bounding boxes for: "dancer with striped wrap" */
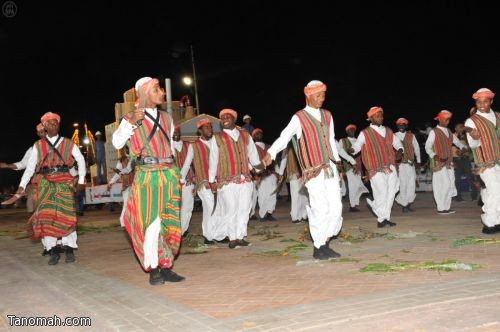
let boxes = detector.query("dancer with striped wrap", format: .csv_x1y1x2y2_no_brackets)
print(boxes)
349,107,404,228
112,77,184,285
425,110,467,215
16,112,86,265
263,80,344,260
208,109,263,249
465,88,500,234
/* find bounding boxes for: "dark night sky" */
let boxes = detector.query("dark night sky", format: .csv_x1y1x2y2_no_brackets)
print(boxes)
1,1,499,187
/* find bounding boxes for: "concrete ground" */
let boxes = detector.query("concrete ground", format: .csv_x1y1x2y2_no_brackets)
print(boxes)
1,192,500,331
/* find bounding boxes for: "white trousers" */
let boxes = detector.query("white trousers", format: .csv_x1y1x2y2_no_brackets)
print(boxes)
305,168,343,249
119,187,131,227
43,231,78,250
346,169,369,207
198,187,226,241
289,178,309,221
250,183,258,217
257,174,278,218
432,167,456,211
219,182,253,240
479,165,500,227
180,184,195,235
367,166,400,223
395,163,416,207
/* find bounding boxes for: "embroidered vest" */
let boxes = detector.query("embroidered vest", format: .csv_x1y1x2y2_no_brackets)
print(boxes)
192,139,211,191
429,127,453,172
399,131,416,164
35,137,75,168
470,112,500,171
285,146,301,181
214,129,252,187
124,110,173,159
360,127,395,178
294,109,334,182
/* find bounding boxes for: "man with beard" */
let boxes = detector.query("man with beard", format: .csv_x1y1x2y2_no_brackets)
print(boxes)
209,109,262,249
394,118,421,213
263,80,343,260
112,77,184,285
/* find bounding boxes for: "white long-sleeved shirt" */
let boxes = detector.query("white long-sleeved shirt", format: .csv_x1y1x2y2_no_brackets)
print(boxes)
424,126,466,158
112,108,175,151
336,139,356,165
351,124,404,154
19,135,86,189
266,106,341,164
108,159,133,185
395,131,421,163
464,109,497,149
13,146,33,170
208,128,261,183
180,137,213,183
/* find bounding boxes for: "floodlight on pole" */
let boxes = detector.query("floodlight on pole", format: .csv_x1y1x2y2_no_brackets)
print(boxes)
183,76,193,86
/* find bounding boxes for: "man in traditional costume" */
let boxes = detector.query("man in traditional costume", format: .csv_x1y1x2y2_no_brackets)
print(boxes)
425,110,467,214
16,112,86,265
349,107,404,227
112,77,184,285
208,109,262,249
107,148,134,227
172,125,195,236
394,118,421,213
252,128,279,221
339,124,369,212
263,80,343,260
180,119,227,244
1,123,47,213
465,88,500,234
277,144,309,223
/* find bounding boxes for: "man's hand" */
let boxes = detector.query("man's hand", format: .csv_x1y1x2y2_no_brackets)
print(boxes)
460,148,469,156
209,182,217,193
0,162,8,169
433,155,440,162
277,174,284,184
106,184,111,191
129,108,145,126
112,168,121,174
16,187,25,195
469,128,481,139
262,152,273,167
347,147,355,154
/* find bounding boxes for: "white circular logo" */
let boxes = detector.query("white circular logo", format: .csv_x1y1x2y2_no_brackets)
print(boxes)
2,1,17,18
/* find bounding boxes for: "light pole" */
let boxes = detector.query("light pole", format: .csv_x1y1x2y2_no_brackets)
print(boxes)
190,44,200,115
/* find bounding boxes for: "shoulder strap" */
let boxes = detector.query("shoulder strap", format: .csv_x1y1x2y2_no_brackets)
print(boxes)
42,136,65,164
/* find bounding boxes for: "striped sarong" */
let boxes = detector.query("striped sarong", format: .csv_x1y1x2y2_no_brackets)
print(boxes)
29,173,77,239
122,163,182,271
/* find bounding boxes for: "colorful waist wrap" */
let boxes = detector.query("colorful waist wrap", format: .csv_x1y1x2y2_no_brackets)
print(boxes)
122,163,182,271
29,172,76,239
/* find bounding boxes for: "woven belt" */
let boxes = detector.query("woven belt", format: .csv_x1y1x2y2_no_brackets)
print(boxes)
135,156,174,165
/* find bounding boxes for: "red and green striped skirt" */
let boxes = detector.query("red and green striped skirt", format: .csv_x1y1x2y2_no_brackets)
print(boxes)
122,163,182,271
29,173,77,239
